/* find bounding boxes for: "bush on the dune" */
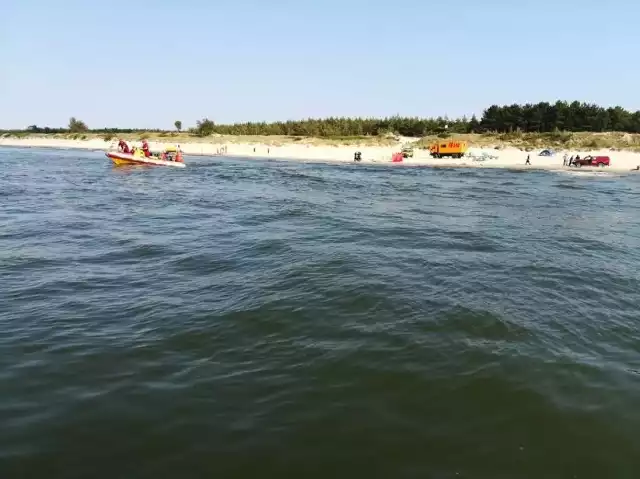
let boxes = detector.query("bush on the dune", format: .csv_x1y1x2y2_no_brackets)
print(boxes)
68,117,88,133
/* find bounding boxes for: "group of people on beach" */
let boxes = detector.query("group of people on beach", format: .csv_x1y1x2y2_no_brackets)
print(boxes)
524,153,583,166
562,154,582,167
525,153,585,166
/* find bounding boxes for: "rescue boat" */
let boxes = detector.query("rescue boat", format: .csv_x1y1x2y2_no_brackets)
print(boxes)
106,145,186,168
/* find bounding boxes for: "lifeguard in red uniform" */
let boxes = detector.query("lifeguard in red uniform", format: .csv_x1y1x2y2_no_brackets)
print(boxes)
117,139,130,153
142,139,151,157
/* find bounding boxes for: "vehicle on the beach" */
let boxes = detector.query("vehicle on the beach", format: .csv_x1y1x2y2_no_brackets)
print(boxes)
538,149,555,156
429,140,468,158
401,146,414,158
572,155,610,168
106,145,186,168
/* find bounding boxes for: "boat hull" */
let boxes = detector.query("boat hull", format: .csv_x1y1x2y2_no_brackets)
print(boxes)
105,152,186,168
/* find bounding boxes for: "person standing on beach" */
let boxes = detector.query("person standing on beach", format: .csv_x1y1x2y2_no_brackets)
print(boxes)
563,153,568,166
525,154,531,165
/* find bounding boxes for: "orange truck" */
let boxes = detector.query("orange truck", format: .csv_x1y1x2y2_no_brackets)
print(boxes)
429,140,468,158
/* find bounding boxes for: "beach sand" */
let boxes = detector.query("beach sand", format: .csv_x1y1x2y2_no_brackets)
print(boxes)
2,136,640,172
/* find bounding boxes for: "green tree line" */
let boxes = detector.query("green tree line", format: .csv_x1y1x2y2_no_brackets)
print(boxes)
192,116,466,137
480,101,640,133
3,126,170,135
192,101,640,136
5,102,640,138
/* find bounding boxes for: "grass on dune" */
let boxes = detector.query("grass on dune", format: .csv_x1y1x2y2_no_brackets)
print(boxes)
3,131,640,152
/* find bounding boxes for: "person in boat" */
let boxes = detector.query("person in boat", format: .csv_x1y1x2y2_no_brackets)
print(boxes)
117,139,130,154
142,139,151,157
162,146,179,161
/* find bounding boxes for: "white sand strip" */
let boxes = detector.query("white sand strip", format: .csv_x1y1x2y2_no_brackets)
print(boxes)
2,137,640,173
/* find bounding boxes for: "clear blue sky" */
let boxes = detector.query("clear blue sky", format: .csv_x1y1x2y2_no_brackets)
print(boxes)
2,0,639,129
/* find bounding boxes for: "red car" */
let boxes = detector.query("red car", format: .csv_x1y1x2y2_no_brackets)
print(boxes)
572,155,610,167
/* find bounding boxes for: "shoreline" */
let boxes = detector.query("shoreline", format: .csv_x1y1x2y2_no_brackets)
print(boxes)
2,136,640,173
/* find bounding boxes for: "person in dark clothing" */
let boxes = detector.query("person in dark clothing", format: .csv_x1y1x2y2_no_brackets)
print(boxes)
525,154,531,165
117,139,130,153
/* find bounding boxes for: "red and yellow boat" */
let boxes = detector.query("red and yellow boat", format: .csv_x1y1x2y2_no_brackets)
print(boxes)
106,145,186,168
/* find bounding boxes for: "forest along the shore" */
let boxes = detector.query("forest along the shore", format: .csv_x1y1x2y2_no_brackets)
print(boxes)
5,101,640,138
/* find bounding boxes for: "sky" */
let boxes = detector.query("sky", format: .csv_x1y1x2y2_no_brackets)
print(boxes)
2,0,639,129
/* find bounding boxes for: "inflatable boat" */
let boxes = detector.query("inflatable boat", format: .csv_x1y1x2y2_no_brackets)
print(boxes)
106,145,185,168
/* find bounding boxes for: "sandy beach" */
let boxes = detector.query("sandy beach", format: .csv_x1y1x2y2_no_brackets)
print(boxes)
2,136,640,172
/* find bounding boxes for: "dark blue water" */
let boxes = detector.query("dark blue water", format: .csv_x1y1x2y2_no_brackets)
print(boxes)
2,147,640,478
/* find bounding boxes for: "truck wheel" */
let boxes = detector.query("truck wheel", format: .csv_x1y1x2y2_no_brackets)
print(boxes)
599,163,605,167
576,163,581,168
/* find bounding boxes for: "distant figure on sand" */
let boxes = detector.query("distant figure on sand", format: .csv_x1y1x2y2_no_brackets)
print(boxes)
525,154,531,165
563,153,568,166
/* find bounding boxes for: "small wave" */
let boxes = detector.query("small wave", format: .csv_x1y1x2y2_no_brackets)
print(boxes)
277,170,328,183
557,170,622,178
553,183,585,190
434,306,529,340
457,170,482,177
